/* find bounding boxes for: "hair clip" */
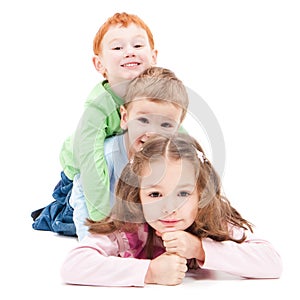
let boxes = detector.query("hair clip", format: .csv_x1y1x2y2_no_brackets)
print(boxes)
195,148,206,164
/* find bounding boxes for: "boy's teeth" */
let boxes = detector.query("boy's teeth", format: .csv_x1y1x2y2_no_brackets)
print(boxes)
124,63,138,67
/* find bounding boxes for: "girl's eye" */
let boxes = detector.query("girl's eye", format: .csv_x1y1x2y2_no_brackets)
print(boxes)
138,117,149,124
178,191,190,197
112,46,122,50
134,44,143,48
149,192,162,198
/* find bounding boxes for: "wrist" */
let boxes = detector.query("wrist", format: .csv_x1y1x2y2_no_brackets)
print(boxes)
196,238,205,262
144,261,154,284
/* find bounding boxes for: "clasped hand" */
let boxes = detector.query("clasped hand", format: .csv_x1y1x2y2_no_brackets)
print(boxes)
160,230,204,260
145,230,204,285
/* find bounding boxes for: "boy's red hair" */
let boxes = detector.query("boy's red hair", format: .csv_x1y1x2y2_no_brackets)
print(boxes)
93,12,155,55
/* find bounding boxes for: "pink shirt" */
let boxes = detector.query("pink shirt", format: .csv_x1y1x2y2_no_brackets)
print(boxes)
60,224,282,286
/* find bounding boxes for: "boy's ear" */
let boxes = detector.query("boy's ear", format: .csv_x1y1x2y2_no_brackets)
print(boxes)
120,105,128,130
92,56,106,76
151,49,158,65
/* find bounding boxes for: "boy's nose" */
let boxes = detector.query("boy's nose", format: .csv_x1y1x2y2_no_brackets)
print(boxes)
145,131,155,137
123,45,135,57
141,131,155,143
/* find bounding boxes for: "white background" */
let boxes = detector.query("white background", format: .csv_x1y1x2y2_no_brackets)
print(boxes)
0,0,299,299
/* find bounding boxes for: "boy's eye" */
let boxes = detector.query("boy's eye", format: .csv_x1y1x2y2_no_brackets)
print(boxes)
134,44,143,48
138,117,149,124
112,46,122,50
161,122,173,128
149,192,162,198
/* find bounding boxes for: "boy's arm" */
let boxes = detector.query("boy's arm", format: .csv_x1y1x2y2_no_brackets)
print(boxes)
59,134,79,180
73,92,121,220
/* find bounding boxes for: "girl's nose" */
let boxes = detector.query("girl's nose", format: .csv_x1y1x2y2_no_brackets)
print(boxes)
161,197,178,216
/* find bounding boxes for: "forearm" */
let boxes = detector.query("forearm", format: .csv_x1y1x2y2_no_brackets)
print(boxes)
61,246,150,287
200,236,282,278
73,103,120,220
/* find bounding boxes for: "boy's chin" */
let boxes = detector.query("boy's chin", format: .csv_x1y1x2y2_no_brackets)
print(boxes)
123,68,145,79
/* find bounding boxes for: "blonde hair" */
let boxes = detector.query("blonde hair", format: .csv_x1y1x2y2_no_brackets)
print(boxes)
124,67,189,122
93,12,155,56
88,133,253,245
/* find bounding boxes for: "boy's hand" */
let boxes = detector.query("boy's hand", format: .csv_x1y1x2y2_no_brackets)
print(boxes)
145,252,187,286
159,230,205,261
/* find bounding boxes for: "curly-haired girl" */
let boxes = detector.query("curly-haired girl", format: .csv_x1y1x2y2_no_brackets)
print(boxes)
61,133,282,286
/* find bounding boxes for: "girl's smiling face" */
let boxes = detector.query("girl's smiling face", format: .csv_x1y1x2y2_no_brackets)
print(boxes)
139,157,199,234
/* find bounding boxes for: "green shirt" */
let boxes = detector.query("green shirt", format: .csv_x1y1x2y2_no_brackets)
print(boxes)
59,81,123,220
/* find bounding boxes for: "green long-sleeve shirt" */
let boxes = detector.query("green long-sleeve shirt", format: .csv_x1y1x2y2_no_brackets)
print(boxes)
59,80,123,220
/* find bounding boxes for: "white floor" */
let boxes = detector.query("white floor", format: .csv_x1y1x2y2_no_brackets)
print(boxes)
2,224,297,300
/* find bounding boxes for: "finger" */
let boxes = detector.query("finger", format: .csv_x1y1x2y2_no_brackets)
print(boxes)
178,257,187,265
180,263,188,273
178,268,187,278
162,231,178,241
165,246,177,254
155,230,162,237
171,277,183,285
163,239,178,248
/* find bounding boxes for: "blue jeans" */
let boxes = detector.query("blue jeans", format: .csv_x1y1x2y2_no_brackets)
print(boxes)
31,171,76,236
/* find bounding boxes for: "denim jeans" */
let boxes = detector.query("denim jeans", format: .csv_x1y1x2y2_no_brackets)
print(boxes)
31,171,76,236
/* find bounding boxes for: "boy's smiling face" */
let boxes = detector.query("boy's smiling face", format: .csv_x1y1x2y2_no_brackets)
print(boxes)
95,23,157,86
120,99,182,158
